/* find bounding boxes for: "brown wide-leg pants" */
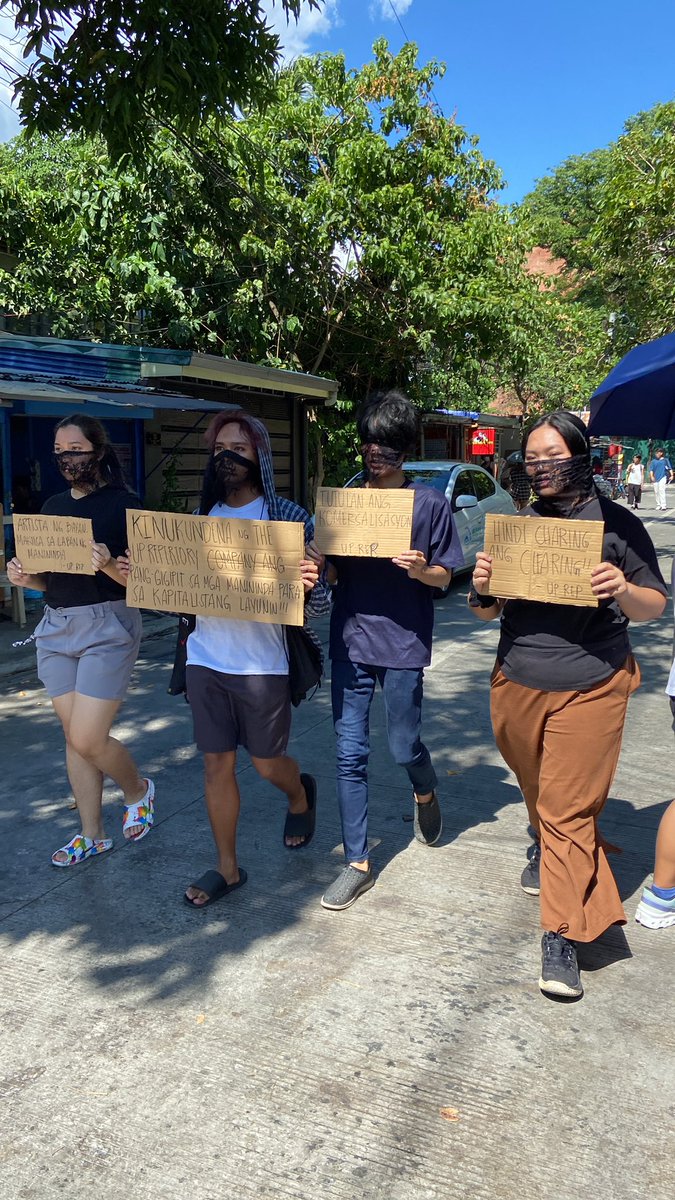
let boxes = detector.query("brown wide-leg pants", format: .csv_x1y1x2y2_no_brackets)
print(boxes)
490,656,641,943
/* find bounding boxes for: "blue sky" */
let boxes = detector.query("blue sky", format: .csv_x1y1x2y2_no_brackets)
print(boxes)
267,0,675,201
2,2,674,202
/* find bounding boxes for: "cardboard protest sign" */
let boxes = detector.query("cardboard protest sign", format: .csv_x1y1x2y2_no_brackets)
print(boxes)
13,514,95,574
125,509,305,625
314,486,415,557
484,513,604,607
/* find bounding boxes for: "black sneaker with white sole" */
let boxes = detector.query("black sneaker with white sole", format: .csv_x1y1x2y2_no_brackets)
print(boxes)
539,931,583,998
321,864,375,911
413,790,442,845
521,840,541,895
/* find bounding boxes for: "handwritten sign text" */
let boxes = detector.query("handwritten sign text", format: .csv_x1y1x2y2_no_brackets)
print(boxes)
484,514,604,607
13,514,95,574
314,486,414,557
125,509,305,624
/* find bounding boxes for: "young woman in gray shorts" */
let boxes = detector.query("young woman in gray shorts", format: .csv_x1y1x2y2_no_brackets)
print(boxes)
7,415,155,866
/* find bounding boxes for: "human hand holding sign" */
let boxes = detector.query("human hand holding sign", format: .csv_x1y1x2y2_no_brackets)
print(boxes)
392,549,427,578
392,549,451,590
590,561,627,601
472,551,494,594
591,560,665,622
91,541,112,571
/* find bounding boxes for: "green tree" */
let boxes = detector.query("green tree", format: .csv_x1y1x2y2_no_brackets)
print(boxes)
0,41,558,480
520,149,611,275
518,100,675,364
0,0,320,158
590,102,675,353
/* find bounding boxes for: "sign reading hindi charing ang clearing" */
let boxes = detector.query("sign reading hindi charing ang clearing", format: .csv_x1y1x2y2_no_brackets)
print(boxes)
314,486,414,557
13,514,95,574
126,509,305,625
484,513,604,607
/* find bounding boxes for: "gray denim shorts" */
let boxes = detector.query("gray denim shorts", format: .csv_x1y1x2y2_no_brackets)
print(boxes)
35,601,143,701
186,665,291,757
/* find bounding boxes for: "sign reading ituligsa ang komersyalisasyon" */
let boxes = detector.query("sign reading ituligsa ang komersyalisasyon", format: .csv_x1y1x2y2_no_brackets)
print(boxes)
484,513,604,607
314,487,414,557
12,514,95,574
125,509,306,625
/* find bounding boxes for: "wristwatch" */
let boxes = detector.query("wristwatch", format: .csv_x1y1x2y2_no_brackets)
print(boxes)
467,587,497,609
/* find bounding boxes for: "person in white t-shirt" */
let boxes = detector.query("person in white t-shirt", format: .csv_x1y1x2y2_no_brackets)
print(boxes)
180,410,329,909
625,454,644,510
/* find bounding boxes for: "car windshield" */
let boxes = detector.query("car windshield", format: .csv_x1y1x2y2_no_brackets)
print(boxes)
404,469,450,494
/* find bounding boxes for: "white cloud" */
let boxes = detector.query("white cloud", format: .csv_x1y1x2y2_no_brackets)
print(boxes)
264,0,341,61
369,0,414,19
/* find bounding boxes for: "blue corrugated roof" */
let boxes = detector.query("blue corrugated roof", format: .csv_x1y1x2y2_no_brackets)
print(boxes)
0,333,189,384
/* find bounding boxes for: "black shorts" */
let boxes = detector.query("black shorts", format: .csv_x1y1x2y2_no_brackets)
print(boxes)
186,665,291,757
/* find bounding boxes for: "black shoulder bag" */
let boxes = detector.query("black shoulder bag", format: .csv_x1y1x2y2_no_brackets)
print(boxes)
168,613,323,706
286,623,324,707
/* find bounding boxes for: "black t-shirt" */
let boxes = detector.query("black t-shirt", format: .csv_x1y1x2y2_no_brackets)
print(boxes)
40,486,142,608
329,482,464,669
497,496,667,691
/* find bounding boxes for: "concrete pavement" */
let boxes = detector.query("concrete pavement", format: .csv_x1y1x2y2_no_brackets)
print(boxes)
1,492,673,1200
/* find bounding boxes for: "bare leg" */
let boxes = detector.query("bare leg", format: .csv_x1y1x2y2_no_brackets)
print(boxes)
63,694,148,839
52,694,106,845
185,751,240,906
250,753,309,847
654,800,675,888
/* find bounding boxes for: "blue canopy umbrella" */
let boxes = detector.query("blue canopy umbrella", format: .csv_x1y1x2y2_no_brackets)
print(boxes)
588,331,675,437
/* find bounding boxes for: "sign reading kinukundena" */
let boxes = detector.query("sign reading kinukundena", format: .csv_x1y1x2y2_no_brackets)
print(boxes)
125,510,305,625
314,487,414,557
484,514,604,607
13,514,95,574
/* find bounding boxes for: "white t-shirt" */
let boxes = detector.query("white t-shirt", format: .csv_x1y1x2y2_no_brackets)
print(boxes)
626,463,644,485
186,498,289,676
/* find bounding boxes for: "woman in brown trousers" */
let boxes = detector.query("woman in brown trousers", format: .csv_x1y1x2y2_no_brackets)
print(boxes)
469,411,666,999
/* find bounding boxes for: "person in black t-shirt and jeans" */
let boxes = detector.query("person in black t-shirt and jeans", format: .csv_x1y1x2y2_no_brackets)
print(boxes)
320,391,464,911
469,411,666,999
7,415,155,866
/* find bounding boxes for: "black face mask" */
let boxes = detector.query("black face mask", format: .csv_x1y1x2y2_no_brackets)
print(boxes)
526,453,594,516
211,448,262,498
361,442,405,481
53,451,101,489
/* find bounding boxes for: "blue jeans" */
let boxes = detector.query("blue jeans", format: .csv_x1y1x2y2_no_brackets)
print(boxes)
331,659,438,863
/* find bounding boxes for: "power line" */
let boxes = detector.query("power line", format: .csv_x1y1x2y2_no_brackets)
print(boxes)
385,0,446,118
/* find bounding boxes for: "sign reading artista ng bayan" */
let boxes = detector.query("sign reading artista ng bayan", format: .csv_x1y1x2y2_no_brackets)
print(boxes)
13,514,95,574
126,509,305,625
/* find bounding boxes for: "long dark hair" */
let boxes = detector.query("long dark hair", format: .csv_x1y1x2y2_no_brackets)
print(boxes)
522,409,591,459
356,389,419,454
54,414,128,488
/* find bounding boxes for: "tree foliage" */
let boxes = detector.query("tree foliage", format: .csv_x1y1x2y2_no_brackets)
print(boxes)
0,0,319,159
0,40,590,477
520,100,675,368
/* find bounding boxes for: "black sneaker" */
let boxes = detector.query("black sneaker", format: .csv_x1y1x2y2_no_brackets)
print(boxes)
520,840,541,895
539,931,583,998
413,790,442,845
321,864,374,911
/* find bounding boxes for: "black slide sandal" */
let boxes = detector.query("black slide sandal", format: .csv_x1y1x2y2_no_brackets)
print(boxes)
283,773,317,849
183,868,248,908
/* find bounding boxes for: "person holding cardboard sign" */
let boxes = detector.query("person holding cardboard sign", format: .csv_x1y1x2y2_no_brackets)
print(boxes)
469,410,666,999
7,415,155,866
178,410,330,910
319,390,464,912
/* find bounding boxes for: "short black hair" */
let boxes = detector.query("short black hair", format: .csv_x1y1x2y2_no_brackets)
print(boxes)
523,409,590,459
356,389,419,455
